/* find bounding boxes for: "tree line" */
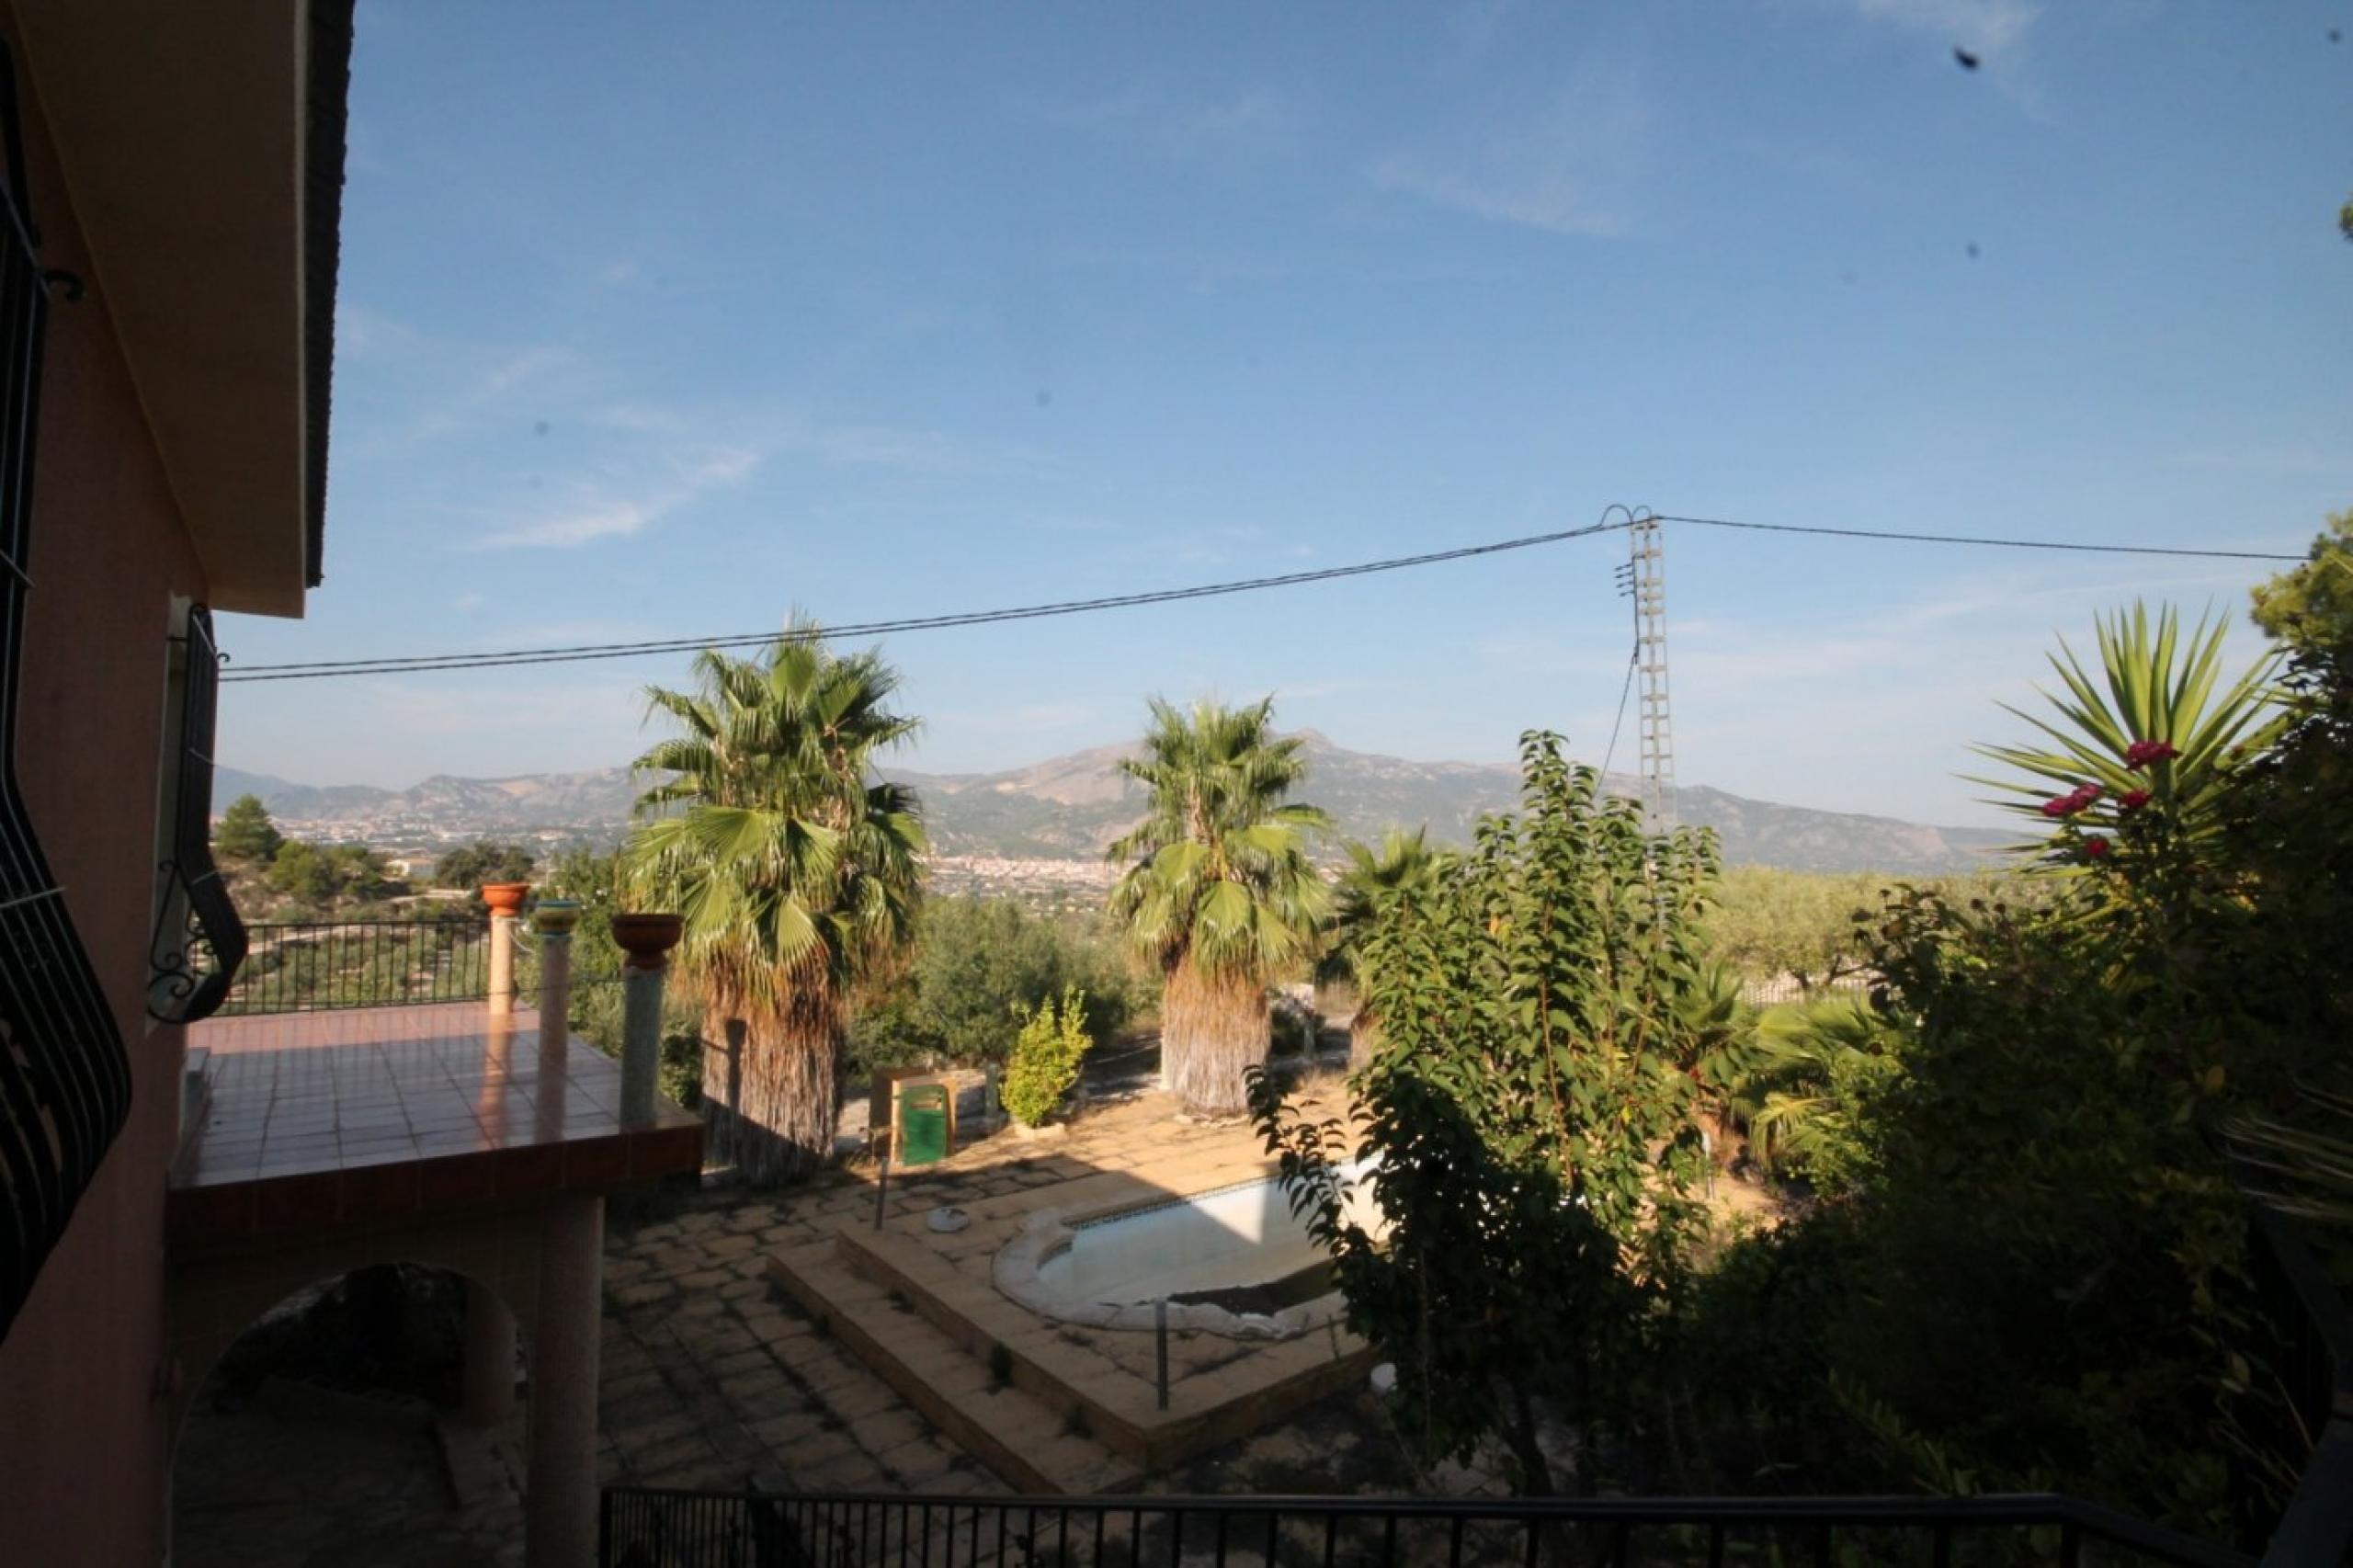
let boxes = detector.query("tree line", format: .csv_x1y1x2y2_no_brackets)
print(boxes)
1247,513,2353,1541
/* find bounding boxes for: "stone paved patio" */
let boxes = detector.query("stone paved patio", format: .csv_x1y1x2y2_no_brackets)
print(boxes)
171,1080,1471,1562
595,1085,1364,1497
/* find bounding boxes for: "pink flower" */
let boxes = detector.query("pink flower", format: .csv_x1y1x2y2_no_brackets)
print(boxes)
2126,739,2180,769
2083,836,2110,859
2040,781,2106,818
2120,789,2151,812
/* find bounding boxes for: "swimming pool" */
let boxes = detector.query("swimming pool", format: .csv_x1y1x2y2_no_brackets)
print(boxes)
992,1164,1380,1339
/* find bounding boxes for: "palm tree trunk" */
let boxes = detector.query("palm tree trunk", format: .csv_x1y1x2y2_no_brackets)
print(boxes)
1162,961,1267,1115
713,976,842,1184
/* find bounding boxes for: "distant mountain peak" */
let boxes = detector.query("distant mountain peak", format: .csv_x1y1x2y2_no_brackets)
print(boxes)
222,738,2010,875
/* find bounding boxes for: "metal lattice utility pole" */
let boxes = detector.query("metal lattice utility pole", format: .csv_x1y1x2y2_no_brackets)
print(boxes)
1630,515,1676,833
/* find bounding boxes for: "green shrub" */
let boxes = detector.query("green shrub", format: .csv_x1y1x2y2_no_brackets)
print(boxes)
845,897,1148,1080
1002,987,1089,1127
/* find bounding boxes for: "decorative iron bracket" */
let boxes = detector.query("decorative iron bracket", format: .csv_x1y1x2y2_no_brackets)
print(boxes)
146,607,245,1023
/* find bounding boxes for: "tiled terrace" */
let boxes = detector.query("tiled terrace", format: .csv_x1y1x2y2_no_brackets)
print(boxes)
171,1006,702,1247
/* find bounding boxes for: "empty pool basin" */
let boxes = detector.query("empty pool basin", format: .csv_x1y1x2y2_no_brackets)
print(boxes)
993,1164,1381,1340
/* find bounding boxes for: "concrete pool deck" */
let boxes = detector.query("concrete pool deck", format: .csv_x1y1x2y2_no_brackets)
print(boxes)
766,1085,1374,1494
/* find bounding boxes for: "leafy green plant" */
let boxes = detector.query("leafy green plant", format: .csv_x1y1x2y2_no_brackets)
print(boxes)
436,839,538,894
1002,987,1090,1128
1252,731,1720,1494
1317,826,1449,1067
1734,996,1902,1193
846,896,1141,1077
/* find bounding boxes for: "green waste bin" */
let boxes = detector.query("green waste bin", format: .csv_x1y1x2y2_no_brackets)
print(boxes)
896,1083,950,1166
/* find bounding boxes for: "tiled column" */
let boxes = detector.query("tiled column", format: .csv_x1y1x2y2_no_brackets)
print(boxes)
482,883,531,1017
461,1278,517,1426
610,914,684,1126
619,953,667,1125
533,900,580,1059
487,909,517,1017
526,1195,603,1568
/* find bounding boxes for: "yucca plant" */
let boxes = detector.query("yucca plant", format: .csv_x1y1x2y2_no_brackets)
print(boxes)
2226,1085,2353,1232
1972,602,2285,861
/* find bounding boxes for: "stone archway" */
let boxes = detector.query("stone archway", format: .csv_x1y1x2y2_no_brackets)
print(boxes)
170,1260,533,1566
167,1196,609,1565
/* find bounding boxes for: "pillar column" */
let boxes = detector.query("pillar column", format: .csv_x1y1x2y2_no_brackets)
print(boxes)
526,1195,604,1568
488,912,517,1017
533,900,581,1059
482,881,530,1018
461,1278,517,1427
609,914,684,1126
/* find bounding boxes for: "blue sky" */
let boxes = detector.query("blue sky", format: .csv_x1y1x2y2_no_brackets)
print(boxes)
217,0,2353,826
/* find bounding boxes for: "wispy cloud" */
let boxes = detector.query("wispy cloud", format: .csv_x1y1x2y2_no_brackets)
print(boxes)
1370,60,1649,238
468,404,1049,552
335,304,581,449
468,437,764,551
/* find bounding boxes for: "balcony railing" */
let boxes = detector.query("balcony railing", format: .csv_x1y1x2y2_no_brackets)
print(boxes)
215,918,495,1015
597,1489,2250,1568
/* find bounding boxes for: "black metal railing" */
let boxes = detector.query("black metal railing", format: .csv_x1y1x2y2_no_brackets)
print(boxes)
0,35,119,1347
148,603,246,1023
597,1489,2251,1568
217,918,495,1014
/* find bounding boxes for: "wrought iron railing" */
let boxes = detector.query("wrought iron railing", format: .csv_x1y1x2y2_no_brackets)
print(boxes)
597,1489,2250,1568
216,918,495,1014
148,603,246,1022
210,915,632,1017
0,36,116,1347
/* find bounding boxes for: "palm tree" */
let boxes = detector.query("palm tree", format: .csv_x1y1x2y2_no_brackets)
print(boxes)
1319,826,1449,1068
1732,996,1901,1186
1108,698,1330,1114
622,625,925,1182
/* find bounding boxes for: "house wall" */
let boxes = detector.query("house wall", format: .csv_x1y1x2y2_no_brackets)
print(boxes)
0,18,213,1561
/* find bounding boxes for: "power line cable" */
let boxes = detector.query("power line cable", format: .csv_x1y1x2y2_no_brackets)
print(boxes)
222,518,1627,682
1655,514,2300,562
1597,642,1639,782
220,512,2306,684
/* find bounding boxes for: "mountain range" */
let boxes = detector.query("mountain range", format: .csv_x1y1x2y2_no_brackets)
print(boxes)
218,732,2013,875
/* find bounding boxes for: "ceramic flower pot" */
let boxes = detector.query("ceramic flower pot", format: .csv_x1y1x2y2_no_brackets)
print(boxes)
609,912,685,965
480,881,531,915
531,897,582,936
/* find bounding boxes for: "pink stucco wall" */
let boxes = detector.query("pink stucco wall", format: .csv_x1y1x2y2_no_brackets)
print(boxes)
0,26,212,1562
